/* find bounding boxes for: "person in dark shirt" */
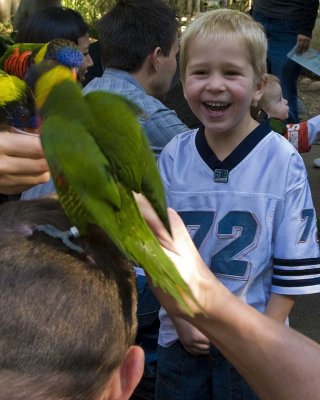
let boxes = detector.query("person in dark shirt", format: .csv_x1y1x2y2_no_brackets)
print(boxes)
252,0,319,123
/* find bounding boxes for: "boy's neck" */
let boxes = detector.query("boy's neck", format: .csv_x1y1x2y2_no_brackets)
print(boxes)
204,118,259,161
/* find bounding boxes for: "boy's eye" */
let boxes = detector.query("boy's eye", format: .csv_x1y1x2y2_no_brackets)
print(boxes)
225,70,238,76
192,70,206,75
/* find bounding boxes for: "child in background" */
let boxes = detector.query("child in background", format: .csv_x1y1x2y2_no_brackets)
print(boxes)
253,74,320,155
157,9,320,400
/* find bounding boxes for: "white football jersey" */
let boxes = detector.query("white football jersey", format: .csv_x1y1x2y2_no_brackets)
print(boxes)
158,122,320,347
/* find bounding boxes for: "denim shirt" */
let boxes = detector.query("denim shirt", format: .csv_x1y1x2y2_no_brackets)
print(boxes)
83,68,189,156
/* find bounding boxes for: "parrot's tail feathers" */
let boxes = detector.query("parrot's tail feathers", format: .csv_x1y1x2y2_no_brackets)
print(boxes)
126,231,197,316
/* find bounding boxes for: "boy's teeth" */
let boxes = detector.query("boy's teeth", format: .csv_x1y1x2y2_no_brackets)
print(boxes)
205,102,228,111
207,102,225,107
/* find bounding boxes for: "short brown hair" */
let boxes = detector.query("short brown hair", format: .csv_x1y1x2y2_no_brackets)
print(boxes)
0,199,137,400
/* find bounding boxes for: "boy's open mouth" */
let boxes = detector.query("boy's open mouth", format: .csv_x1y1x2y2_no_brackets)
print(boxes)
204,102,230,112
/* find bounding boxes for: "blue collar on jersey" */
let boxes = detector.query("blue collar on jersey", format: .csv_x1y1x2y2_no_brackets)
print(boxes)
195,121,271,183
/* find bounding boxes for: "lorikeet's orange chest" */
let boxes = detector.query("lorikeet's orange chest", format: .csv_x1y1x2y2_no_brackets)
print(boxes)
4,48,33,79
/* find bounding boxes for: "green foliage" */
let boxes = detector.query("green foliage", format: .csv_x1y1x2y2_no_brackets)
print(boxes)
60,0,252,36
61,0,116,37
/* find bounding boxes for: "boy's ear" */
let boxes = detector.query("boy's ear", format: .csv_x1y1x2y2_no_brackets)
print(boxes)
100,346,144,400
252,73,268,103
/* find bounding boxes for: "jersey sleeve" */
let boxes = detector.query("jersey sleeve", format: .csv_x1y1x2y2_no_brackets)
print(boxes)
285,121,310,153
272,156,320,295
285,115,320,152
306,115,320,146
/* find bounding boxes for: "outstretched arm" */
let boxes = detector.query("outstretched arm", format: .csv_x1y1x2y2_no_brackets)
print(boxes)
136,194,320,400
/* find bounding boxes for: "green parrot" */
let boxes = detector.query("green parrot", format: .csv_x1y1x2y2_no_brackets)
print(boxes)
0,39,84,80
28,62,195,313
0,69,37,130
269,117,287,135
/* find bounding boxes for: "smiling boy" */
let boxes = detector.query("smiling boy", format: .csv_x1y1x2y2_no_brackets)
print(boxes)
156,9,320,400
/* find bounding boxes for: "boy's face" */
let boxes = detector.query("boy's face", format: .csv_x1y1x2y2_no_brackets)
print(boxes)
183,36,263,139
264,83,289,121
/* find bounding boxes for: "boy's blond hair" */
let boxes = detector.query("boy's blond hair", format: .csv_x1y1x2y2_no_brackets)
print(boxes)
179,8,267,83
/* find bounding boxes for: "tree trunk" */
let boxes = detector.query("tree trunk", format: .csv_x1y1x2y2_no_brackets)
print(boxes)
0,0,21,24
193,0,201,14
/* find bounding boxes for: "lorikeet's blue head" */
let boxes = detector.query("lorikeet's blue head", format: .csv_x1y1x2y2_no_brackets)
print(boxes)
36,38,84,71
54,46,84,69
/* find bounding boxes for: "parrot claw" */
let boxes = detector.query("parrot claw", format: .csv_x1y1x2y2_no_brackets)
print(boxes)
33,224,84,254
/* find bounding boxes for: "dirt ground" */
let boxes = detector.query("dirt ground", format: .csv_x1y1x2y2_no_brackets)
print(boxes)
298,73,320,122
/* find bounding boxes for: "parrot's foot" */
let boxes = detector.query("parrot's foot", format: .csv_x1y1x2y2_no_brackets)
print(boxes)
33,224,84,254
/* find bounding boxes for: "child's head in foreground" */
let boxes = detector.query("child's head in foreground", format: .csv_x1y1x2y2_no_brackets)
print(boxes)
257,74,289,121
0,199,143,400
179,8,268,138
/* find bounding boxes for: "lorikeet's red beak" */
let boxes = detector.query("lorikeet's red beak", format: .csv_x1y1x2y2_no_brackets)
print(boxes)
71,68,78,81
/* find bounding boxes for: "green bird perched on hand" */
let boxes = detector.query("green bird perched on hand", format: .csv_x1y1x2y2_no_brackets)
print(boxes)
0,39,84,80
0,69,37,130
27,61,195,313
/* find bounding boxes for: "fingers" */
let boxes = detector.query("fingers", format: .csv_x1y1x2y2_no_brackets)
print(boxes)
182,343,211,355
134,192,173,249
296,35,311,54
0,156,49,176
0,131,45,158
0,172,51,195
0,131,50,194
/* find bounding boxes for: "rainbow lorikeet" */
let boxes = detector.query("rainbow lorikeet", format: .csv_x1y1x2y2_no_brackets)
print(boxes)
0,38,83,80
26,61,195,314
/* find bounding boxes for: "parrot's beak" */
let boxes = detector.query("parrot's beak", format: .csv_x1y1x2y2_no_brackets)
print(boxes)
71,68,78,81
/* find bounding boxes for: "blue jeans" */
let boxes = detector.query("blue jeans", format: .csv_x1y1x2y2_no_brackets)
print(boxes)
132,275,160,400
156,341,257,400
252,11,302,123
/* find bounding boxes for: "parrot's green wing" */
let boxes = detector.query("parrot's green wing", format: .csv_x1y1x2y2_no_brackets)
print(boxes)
41,114,195,314
139,130,171,233
41,115,122,241
85,90,171,233
85,90,146,192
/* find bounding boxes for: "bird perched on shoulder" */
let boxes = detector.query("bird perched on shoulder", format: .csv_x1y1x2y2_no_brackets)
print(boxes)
0,38,84,80
0,69,37,131
27,61,195,313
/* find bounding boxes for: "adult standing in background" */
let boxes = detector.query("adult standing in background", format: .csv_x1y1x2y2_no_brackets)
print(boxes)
252,0,319,123
83,2,189,399
83,0,189,157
